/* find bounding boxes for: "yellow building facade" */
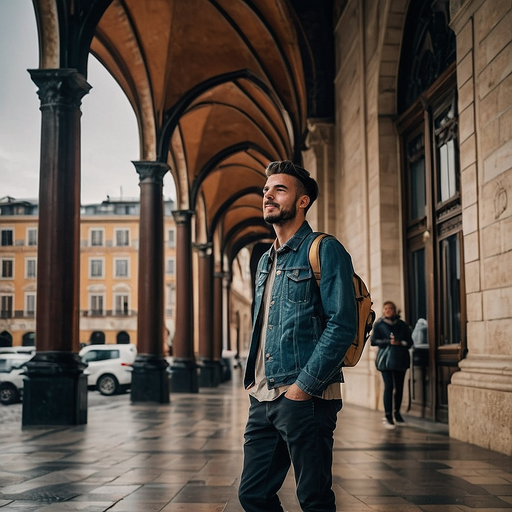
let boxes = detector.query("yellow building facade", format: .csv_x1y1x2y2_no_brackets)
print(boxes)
0,197,176,352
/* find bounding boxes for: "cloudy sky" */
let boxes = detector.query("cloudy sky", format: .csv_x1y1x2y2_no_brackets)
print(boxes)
0,1,175,204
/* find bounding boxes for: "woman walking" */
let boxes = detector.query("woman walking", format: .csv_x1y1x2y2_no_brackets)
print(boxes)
371,301,413,429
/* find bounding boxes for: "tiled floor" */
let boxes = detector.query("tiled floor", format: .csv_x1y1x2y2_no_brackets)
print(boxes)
0,372,511,511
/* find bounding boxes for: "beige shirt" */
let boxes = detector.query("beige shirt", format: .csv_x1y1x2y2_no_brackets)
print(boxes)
249,245,341,402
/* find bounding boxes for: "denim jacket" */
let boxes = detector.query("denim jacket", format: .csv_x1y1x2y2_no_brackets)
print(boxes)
244,221,357,398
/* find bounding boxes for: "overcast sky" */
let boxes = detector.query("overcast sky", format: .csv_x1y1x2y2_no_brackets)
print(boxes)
0,1,175,205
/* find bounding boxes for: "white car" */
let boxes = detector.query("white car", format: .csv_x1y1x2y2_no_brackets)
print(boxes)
79,344,137,396
0,353,32,405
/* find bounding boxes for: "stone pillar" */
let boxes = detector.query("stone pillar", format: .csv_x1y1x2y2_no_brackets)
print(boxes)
130,161,170,403
196,244,221,387
22,69,90,426
214,270,227,381
303,120,335,234
169,210,198,392
223,271,232,352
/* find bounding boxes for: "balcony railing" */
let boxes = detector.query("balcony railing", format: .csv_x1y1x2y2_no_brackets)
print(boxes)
81,309,137,317
1,309,175,319
1,310,35,319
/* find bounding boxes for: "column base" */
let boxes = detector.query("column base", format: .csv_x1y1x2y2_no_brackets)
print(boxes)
131,355,170,404
22,351,88,426
199,359,222,388
168,359,199,393
448,355,512,456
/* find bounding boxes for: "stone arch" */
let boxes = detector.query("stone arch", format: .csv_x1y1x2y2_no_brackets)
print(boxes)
372,0,410,310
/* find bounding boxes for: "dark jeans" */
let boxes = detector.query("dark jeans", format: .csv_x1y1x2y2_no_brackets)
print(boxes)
239,394,342,512
381,370,406,417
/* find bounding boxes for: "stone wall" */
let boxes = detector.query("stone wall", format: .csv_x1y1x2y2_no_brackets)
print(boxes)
448,0,512,456
332,0,512,455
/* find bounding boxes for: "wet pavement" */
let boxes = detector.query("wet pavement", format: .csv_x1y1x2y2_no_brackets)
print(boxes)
0,372,511,511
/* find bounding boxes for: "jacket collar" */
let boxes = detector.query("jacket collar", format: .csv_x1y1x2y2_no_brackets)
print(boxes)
275,221,312,254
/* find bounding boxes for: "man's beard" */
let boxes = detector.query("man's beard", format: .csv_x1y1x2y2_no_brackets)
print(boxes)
264,202,297,225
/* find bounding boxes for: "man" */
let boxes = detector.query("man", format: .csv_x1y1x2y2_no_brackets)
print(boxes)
238,160,357,512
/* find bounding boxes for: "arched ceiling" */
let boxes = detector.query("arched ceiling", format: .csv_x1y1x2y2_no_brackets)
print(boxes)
32,0,334,263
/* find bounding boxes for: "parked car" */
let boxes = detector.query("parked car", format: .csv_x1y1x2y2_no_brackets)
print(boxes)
0,353,32,405
79,344,137,396
0,346,35,355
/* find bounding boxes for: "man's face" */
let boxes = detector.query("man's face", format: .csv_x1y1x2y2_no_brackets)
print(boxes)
262,174,303,225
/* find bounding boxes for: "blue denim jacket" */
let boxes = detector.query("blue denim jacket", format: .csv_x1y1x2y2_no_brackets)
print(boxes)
244,221,357,398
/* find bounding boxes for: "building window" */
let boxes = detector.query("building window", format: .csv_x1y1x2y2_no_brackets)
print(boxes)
25,293,36,317
90,229,104,247
166,283,176,305
27,228,37,246
115,229,130,247
165,283,175,316
168,229,175,248
117,331,130,344
90,295,104,316
89,258,104,278
114,294,129,315
1,229,13,246
0,330,13,346
26,258,37,279
89,331,105,344
1,295,13,318
114,258,129,278
1,259,13,279
22,331,35,346
165,258,175,275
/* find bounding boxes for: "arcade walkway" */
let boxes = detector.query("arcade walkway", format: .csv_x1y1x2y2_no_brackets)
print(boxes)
1,372,511,512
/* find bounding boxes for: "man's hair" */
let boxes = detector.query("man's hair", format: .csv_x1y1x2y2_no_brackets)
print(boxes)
265,160,319,211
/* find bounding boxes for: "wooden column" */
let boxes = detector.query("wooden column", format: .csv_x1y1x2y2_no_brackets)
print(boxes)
130,161,170,403
169,210,198,392
22,69,90,426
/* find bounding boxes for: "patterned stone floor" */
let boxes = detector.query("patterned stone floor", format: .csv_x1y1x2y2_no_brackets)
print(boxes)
0,372,511,511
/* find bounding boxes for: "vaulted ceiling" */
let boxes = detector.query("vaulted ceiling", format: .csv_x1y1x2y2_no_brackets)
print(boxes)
32,0,334,263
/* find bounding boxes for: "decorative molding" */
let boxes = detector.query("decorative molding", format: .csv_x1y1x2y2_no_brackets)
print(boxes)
451,354,512,393
494,182,508,220
194,243,213,257
172,210,195,225
29,68,91,109
305,119,334,147
132,161,169,184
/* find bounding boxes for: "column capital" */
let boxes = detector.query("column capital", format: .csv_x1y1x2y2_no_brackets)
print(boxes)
29,68,91,109
132,161,169,184
305,119,334,148
172,209,195,224
194,242,213,257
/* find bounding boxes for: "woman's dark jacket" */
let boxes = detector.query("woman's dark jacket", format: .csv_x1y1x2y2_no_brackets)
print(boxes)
371,316,413,371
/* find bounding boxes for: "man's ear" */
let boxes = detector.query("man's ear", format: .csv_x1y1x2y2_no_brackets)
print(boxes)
299,194,310,210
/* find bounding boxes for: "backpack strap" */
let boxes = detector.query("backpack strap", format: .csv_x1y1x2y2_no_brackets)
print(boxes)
309,233,329,286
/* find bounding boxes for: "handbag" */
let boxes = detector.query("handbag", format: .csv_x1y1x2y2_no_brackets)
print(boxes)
376,344,410,372
375,345,391,371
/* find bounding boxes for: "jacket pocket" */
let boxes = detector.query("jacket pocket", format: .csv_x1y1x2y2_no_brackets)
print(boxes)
285,269,311,303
